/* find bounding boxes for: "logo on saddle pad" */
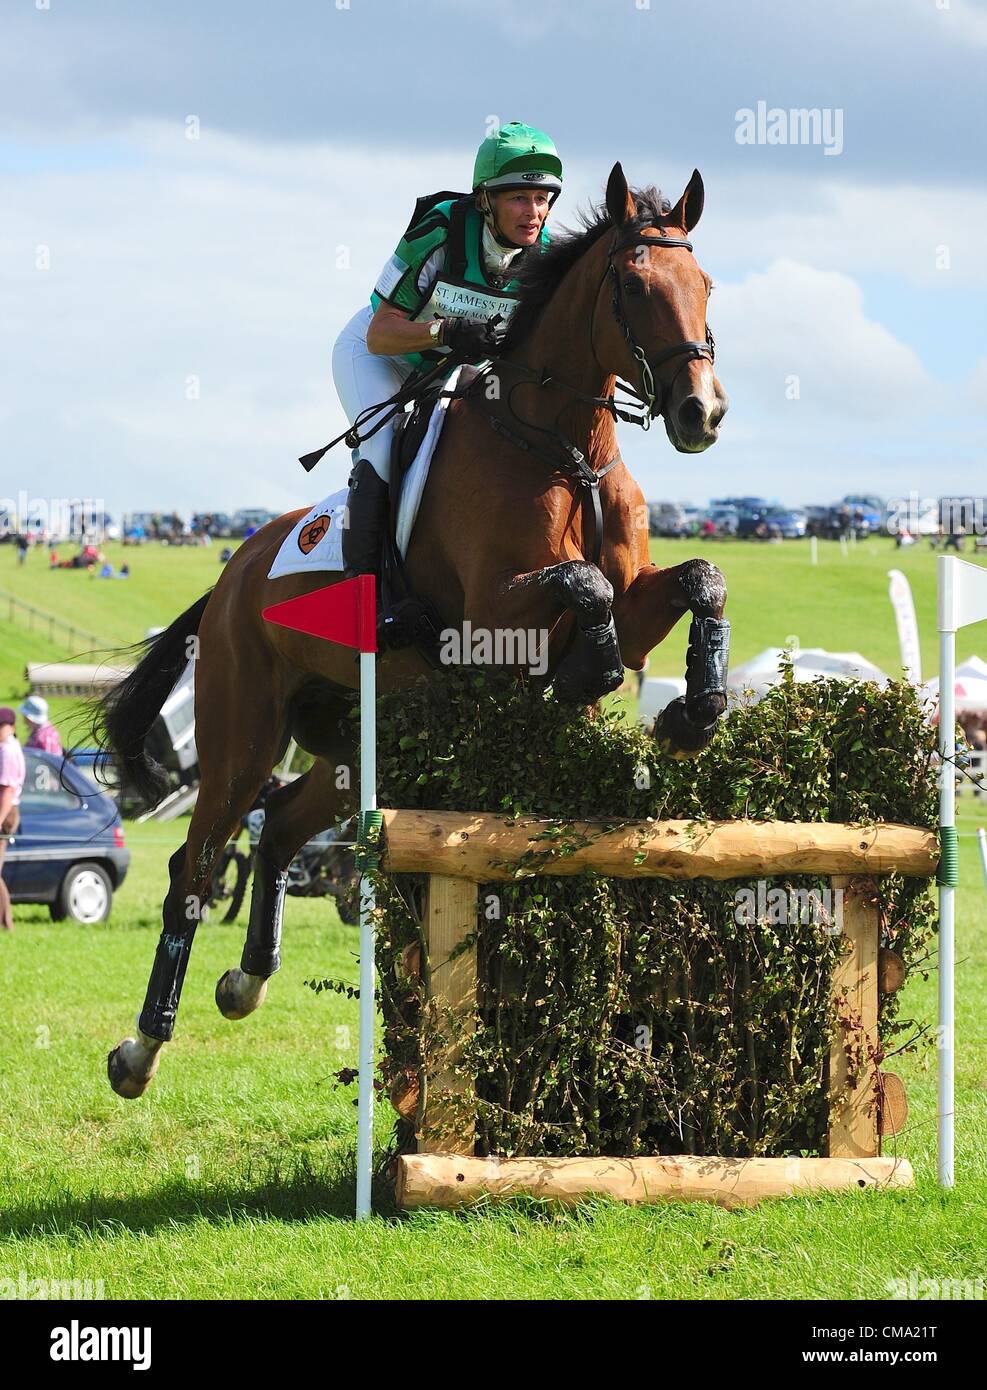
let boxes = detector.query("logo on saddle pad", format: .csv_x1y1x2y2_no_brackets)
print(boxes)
297,514,332,554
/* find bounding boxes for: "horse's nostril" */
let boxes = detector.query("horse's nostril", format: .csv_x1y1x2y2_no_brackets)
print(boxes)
678,395,707,433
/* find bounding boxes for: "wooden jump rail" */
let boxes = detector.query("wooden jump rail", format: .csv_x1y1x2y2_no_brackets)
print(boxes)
380,810,938,1211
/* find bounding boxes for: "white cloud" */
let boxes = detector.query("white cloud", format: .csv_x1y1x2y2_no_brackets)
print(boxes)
1,123,984,520
711,259,933,418
906,0,987,48
696,173,987,289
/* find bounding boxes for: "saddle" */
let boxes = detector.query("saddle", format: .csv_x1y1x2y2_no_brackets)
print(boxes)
375,381,454,663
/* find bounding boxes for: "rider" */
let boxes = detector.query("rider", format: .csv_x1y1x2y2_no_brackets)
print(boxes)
332,122,563,577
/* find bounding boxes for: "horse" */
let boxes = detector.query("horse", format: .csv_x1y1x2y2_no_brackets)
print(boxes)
99,162,731,1098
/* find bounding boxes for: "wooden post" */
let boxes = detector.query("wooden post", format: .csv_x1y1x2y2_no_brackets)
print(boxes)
828,875,880,1158
419,874,478,1155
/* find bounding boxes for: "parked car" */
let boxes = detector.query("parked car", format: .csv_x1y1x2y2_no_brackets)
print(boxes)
708,505,740,535
712,496,769,513
191,512,234,538
736,506,772,538
2,750,130,922
766,506,807,538
232,508,277,537
805,505,848,539
841,495,885,535
648,502,688,537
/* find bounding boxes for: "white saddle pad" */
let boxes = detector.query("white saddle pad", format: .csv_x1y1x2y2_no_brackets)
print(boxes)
267,365,461,581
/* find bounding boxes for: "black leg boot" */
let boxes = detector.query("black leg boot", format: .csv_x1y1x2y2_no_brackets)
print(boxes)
341,458,390,578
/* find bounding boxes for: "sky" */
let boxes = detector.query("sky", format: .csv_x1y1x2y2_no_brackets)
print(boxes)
2,0,986,517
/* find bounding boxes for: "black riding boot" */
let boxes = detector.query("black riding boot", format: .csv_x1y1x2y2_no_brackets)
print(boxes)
341,458,390,578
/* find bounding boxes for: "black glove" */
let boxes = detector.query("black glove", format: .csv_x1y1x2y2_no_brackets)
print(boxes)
440,314,506,359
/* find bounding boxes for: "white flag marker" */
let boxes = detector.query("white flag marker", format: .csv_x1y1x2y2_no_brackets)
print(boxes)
935,557,987,1187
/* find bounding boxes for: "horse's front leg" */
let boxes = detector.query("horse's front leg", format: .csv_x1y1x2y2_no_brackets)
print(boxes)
499,559,624,703
612,557,730,756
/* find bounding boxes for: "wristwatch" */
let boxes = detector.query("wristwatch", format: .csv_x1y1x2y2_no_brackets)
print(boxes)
428,318,443,344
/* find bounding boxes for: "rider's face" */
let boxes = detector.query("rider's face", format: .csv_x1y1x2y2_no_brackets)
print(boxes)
490,190,550,245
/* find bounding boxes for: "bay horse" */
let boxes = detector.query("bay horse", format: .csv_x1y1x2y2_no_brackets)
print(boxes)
100,163,731,1098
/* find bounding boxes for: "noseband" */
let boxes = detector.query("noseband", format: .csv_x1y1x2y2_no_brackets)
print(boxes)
603,227,715,428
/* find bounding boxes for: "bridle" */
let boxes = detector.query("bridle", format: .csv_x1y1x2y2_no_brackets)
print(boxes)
603,226,716,428
469,218,717,563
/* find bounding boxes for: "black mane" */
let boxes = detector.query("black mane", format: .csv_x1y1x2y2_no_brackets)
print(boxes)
503,185,671,350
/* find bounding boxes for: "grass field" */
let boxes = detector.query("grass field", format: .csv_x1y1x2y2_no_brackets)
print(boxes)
0,528,965,722
0,532,985,1300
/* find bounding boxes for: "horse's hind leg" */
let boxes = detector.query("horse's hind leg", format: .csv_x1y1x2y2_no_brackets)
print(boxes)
108,705,282,1098
217,753,357,1020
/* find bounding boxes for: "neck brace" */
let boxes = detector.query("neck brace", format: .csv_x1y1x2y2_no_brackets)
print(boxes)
482,221,525,276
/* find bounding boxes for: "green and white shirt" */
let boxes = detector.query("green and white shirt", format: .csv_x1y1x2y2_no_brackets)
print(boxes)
370,197,549,366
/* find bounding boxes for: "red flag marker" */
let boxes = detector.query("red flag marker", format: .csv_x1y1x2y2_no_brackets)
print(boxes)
262,574,376,653
262,569,378,1219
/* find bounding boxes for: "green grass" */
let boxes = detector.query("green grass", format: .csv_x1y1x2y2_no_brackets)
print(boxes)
0,534,985,1299
2,531,965,722
0,539,234,729
645,532,960,681
0,806,985,1300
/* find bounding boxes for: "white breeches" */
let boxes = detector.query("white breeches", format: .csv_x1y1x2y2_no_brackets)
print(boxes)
331,305,418,485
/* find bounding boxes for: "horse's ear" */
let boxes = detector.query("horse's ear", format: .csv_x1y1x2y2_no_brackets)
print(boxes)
669,168,705,233
606,163,636,226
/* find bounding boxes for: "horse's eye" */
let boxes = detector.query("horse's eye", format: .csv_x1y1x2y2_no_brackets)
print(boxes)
622,275,645,297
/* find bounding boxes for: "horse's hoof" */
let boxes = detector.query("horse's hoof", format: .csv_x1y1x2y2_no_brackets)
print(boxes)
215,967,268,1020
654,695,721,759
107,1035,162,1099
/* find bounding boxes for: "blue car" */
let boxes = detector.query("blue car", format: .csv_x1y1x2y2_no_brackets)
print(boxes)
2,749,130,923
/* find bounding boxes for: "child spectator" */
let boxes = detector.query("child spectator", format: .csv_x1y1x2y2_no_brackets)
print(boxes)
20,696,63,756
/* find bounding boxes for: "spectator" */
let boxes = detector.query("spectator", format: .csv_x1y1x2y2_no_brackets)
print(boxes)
15,533,29,566
0,707,26,931
945,525,966,553
19,695,63,756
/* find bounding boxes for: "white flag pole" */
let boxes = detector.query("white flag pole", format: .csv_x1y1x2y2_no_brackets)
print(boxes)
355,644,377,1221
937,556,957,1188
260,575,379,1220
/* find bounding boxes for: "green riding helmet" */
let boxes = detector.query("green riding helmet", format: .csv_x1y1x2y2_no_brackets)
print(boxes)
473,121,563,200
473,122,562,250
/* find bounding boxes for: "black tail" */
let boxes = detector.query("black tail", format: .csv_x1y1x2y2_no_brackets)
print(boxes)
91,592,211,809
